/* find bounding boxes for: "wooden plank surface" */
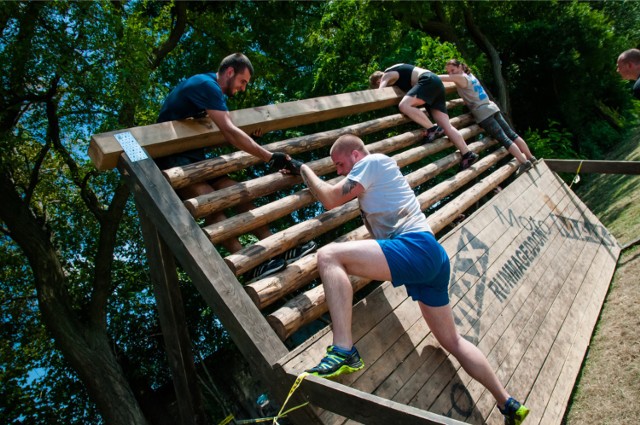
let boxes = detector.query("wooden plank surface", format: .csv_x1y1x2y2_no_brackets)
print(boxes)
281,162,619,424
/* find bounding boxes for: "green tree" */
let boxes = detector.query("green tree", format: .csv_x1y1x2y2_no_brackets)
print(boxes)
2,1,640,424
0,1,323,423
0,1,184,423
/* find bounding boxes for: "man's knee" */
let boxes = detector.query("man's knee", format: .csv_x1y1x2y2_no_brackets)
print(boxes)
398,101,412,115
317,244,353,269
316,245,336,268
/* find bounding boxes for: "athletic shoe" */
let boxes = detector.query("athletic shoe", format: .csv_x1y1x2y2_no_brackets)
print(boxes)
422,125,445,143
529,156,538,165
248,257,286,281
459,151,479,170
499,397,530,425
517,160,533,174
307,345,364,378
282,241,317,264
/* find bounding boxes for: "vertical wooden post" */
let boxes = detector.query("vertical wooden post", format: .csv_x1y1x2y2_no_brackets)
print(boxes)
136,204,207,425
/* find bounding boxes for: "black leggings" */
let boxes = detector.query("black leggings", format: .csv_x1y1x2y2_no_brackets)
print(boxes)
478,112,519,149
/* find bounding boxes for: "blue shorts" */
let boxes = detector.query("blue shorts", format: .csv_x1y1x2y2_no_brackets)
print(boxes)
377,232,450,307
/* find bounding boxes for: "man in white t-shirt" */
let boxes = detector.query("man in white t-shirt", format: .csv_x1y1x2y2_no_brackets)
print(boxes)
294,134,529,425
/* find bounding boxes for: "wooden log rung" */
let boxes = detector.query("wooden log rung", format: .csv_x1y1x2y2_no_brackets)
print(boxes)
225,138,500,279
244,142,507,311
183,113,477,219
265,159,518,341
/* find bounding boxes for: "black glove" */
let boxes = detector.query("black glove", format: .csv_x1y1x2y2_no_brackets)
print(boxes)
268,152,288,172
285,159,304,176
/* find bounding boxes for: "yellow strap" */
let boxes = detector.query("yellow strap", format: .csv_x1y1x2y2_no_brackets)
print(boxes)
569,160,583,189
272,372,310,424
218,414,235,425
217,372,310,425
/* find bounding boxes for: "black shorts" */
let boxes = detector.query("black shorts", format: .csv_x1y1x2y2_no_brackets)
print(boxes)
406,71,447,114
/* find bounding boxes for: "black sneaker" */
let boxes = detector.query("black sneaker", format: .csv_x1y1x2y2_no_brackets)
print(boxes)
459,151,479,170
248,257,286,281
499,397,530,425
307,345,364,379
422,125,445,143
282,241,317,264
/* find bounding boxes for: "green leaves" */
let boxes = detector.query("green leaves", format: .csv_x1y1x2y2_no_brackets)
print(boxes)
525,120,577,160
2,1,640,423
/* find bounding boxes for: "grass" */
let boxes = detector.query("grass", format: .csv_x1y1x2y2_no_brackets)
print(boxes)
562,127,640,424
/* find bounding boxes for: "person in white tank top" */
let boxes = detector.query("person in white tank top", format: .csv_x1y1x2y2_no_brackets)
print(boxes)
439,59,537,174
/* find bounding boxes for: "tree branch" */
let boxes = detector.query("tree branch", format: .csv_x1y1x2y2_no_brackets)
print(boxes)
89,180,130,325
25,141,51,206
151,1,187,69
44,78,104,220
462,4,510,114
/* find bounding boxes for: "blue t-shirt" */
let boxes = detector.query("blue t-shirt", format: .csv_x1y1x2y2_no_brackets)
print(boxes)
157,73,228,123
347,154,432,240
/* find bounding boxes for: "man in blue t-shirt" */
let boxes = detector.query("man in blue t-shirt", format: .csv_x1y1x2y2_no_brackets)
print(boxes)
294,134,529,425
617,48,640,100
157,53,315,279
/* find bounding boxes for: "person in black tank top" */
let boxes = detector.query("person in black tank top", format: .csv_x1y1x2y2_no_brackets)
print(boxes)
369,63,479,171
383,64,415,92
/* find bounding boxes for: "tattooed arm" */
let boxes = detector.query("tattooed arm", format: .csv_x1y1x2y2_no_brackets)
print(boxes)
300,164,364,210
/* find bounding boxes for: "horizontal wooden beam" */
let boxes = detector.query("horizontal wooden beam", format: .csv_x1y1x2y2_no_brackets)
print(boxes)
89,87,397,170
89,84,457,171
545,159,640,175
286,372,467,425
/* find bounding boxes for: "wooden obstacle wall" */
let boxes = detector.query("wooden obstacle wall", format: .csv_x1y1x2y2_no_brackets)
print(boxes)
90,85,621,425
280,161,619,424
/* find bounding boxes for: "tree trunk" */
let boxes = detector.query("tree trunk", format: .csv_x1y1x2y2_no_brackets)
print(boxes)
0,170,149,425
462,5,510,115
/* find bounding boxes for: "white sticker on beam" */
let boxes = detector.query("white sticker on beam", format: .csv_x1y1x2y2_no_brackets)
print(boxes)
114,132,148,162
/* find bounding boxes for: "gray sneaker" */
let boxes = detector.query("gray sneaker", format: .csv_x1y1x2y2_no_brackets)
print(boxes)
517,160,533,174
422,125,445,143
459,151,479,170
